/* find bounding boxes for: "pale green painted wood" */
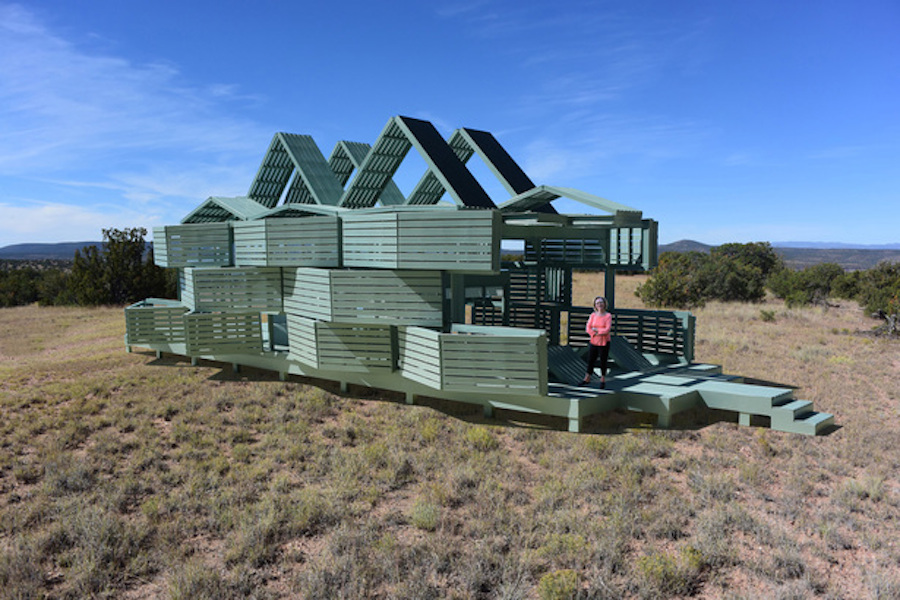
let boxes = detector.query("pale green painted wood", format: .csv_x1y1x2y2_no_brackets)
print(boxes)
183,267,283,312
124,300,188,345
232,216,341,267
398,325,547,395
184,312,262,356
154,223,232,268
286,314,394,372
342,209,500,272
285,314,319,367
284,268,443,327
398,326,443,388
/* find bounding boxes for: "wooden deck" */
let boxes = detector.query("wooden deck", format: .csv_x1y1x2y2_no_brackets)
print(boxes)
126,321,834,436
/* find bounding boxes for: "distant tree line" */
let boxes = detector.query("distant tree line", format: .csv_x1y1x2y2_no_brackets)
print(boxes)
637,242,900,333
0,228,175,308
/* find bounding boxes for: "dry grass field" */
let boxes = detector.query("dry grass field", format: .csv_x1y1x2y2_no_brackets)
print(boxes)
1,273,898,599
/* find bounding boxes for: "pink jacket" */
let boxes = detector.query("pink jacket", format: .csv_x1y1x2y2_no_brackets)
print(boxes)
586,311,612,346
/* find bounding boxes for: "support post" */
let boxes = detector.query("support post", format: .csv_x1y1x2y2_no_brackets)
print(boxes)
604,267,616,310
483,404,494,419
739,413,751,427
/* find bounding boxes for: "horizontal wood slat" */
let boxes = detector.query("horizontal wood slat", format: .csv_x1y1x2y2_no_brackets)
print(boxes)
154,223,232,268
287,314,394,372
125,300,188,345
284,268,443,326
342,210,499,272
183,267,283,312
184,312,262,355
233,217,341,267
398,325,547,394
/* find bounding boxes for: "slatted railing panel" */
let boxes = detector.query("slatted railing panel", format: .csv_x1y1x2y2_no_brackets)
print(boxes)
185,267,283,312
179,270,194,309
609,227,645,268
398,326,442,389
286,313,319,368
125,301,188,345
184,312,262,355
283,268,333,320
524,238,606,267
233,217,341,267
315,322,395,372
152,227,168,267
342,210,500,272
342,213,400,268
471,300,504,326
441,329,547,395
612,311,685,356
396,210,499,271
286,268,442,326
567,307,693,359
157,223,232,268
330,270,443,326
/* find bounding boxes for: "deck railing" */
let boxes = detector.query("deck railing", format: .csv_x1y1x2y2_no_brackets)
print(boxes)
399,324,548,395
568,307,694,362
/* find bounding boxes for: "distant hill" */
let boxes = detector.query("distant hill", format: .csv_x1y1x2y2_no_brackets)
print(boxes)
659,240,713,253
659,240,900,271
0,242,103,261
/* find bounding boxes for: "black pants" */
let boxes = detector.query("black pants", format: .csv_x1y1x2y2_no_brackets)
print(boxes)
586,343,610,377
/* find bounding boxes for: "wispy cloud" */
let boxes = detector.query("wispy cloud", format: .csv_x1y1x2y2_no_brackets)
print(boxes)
0,3,266,172
0,3,271,244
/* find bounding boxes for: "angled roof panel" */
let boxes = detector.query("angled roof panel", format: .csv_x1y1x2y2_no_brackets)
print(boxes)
247,136,294,208
394,116,495,209
458,128,536,195
339,119,413,208
498,185,642,223
330,140,406,206
406,129,474,205
278,133,344,206
181,196,269,224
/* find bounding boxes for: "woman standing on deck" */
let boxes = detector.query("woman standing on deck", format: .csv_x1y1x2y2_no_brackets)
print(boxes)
582,296,612,388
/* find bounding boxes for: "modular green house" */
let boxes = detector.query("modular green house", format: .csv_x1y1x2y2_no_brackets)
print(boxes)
125,116,834,435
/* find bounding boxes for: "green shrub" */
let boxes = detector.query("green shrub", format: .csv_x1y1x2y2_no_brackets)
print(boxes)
409,498,440,531
465,425,500,451
537,568,580,600
636,546,704,597
637,243,778,308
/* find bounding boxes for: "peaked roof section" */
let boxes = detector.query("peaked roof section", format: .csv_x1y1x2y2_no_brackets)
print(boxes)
405,127,556,214
247,133,344,207
339,116,495,209
498,185,643,224
181,196,270,224
329,141,406,206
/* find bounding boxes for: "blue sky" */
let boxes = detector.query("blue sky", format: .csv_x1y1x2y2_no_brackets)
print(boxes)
1,0,898,247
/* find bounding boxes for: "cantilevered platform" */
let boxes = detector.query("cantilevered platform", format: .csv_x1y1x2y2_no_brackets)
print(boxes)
127,336,834,436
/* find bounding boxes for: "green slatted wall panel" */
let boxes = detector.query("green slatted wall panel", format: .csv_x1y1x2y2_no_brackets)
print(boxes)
284,268,443,327
398,326,443,389
441,330,547,395
184,267,283,312
398,326,547,395
286,314,395,372
342,210,500,272
283,268,333,321
155,223,232,268
286,313,319,368
184,312,262,356
233,216,341,267
125,301,188,345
